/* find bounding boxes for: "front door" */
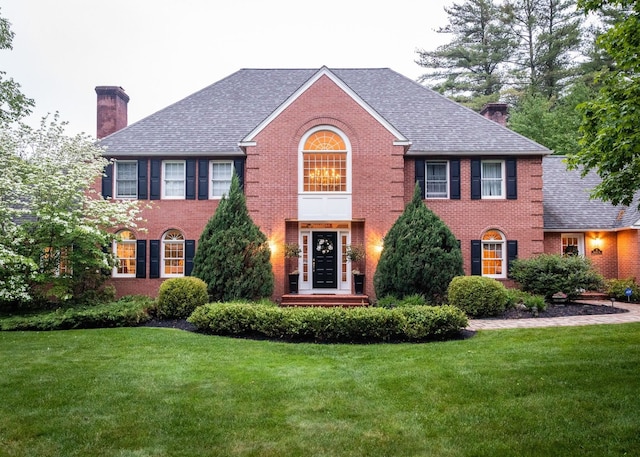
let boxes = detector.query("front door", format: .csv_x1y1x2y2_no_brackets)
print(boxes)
312,232,338,288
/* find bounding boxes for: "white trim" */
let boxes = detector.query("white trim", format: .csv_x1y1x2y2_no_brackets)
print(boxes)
561,233,585,256
425,160,449,199
161,230,185,278
114,160,138,199
112,230,136,278
481,160,506,199
481,230,506,279
240,67,409,145
209,160,234,199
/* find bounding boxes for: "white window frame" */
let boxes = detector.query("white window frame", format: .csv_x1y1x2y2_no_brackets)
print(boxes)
481,160,505,199
114,160,138,199
113,230,136,278
162,160,186,199
210,160,234,199
425,161,449,199
162,230,185,278
561,233,585,257
482,230,506,279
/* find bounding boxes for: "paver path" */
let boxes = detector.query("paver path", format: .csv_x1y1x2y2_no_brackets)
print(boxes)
467,300,640,330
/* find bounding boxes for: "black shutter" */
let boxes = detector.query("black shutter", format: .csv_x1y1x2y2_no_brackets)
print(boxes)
415,159,425,198
507,240,518,277
185,239,195,276
471,159,481,199
450,159,460,200
234,158,245,190
149,240,160,278
198,159,209,200
150,160,161,200
186,159,196,200
137,159,148,200
471,240,482,275
506,158,517,199
135,240,147,278
102,163,113,199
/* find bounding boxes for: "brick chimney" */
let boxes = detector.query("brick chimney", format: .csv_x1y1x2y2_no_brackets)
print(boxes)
480,102,508,127
95,86,129,139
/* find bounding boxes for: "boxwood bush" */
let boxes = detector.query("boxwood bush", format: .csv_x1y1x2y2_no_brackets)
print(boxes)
187,303,468,343
447,276,508,317
157,277,209,319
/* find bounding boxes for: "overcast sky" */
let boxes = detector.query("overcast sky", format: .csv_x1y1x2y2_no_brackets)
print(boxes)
3,0,451,137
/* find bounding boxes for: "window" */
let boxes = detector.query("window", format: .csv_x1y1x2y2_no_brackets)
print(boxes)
562,233,584,256
302,130,347,192
163,161,185,199
113,230,136,277
211,161,233,198
115,161,137,198
481,161,504,198
43,247,72,276
426,161,448,198
162,230,184,277
482,230,505,278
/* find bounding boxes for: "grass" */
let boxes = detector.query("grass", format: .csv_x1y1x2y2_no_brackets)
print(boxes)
1,324,639,456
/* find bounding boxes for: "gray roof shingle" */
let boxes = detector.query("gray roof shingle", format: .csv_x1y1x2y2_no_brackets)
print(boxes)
543,155,640,230
99,67,550,156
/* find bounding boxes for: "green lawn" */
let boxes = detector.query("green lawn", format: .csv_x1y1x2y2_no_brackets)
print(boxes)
1,324,639,457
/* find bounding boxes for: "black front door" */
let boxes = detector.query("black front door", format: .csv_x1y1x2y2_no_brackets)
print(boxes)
312,232,338,288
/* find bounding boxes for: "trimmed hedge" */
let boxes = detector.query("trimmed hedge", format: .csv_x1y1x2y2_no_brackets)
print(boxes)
187,303,468,343
157,277,209,319
0,296,153,331
447,276,508,317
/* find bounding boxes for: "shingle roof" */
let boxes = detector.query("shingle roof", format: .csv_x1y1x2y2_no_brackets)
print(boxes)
543,155,640,230
99,67,550,156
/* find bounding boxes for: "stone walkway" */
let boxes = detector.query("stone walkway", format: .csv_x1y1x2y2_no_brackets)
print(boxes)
467,300,640,330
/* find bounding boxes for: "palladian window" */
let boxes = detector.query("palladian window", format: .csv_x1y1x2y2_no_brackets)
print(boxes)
302,130,347,192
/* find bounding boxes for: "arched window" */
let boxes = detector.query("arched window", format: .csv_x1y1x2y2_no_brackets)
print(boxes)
114,230,136,277
482,230,505,278
302,130,347,192
162,230,185,277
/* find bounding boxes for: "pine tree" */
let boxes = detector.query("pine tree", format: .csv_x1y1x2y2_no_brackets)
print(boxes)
192,174,274,301
373,184,464,303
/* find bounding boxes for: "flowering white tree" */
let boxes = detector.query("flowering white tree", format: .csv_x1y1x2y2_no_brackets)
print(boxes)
0,116,145,307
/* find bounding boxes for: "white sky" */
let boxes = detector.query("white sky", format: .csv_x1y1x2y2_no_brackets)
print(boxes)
2,0,451,137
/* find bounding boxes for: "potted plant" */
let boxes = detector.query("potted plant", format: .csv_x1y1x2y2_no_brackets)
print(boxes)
284,243,301,294
346,244,366,294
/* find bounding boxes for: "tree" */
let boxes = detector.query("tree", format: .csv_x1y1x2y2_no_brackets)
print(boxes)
502,0,583,98
0,116,145,307
416,0,515,106
0,9,34,124
192,174,274,301
373,183,464,303
509,81,594,154
566,0,640,207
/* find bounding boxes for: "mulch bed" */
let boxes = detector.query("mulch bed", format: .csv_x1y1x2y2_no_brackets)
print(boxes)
499,302,629,320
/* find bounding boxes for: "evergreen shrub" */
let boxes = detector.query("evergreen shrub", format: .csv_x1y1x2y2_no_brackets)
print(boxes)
509,254,604,300
447,276,508,317
188,303,468,343
606,278,640,302
157,277,208,319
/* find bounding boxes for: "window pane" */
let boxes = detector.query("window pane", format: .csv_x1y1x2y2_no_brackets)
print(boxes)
211,162,232,197
426,162,447,198
482,162,503,197
116,162,137,198
303,153,346,192
162,230,184,276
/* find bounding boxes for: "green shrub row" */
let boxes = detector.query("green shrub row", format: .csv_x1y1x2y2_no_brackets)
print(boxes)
187,303,468,343
0,296,153,331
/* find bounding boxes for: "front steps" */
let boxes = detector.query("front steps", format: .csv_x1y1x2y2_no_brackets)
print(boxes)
281,294,370,307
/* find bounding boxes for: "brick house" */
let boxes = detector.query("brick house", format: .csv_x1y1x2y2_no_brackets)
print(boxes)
543,155,640,283
97,67,552,303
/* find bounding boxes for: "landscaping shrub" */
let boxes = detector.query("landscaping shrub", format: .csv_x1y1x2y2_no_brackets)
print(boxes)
0,296,153,331
509,254,604,300
606,278,640,302
374,183,464,303
157,277,209,319
375,294,428,308
506,289,547,312
447,276,508,317
188,303,468,343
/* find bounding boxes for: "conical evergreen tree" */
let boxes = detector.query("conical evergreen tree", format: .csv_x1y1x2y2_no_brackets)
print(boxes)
373,183,464,303
192,174,274,301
